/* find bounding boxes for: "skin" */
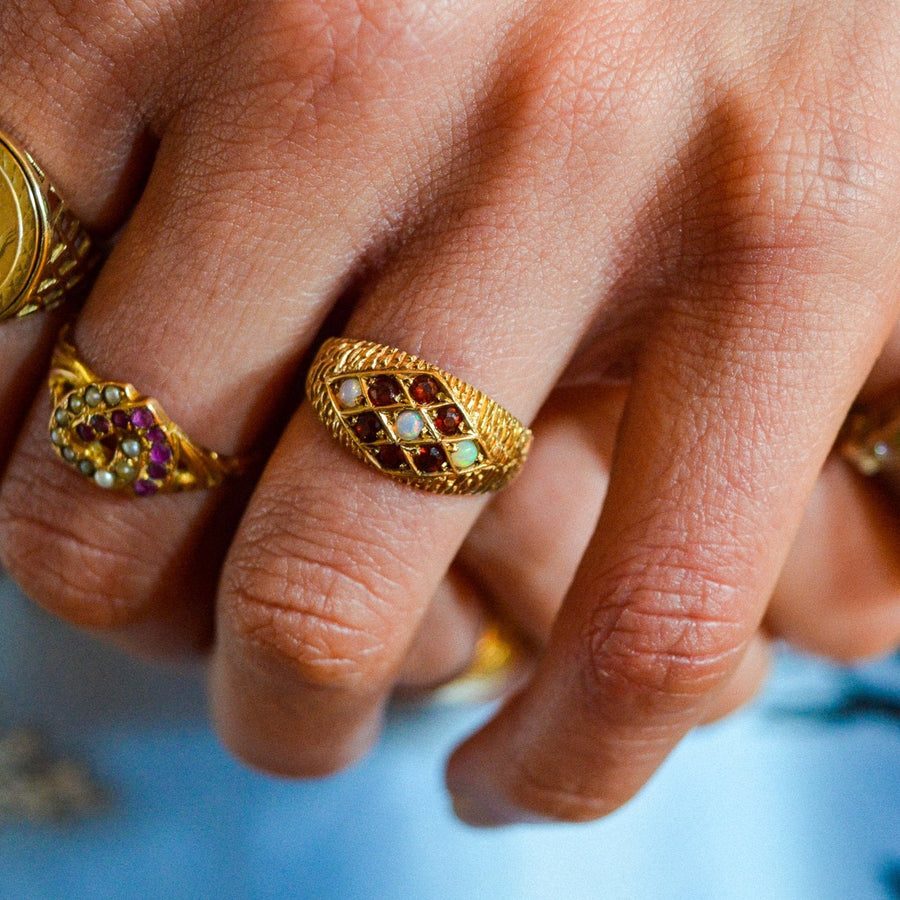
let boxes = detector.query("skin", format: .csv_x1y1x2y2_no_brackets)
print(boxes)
0,0,899,825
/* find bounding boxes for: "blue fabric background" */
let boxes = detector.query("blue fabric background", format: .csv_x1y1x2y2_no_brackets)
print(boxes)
1,573,898,900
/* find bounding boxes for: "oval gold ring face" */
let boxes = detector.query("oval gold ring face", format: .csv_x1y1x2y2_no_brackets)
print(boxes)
0,138,40,318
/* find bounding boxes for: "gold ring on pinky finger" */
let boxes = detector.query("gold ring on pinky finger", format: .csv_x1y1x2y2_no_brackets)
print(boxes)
306,337,533,494
48,326,246,496
0,130,100,320
838,390,900,498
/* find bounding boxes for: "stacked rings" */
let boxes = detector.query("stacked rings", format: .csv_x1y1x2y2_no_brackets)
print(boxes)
306,337,533,494
0,130,99,320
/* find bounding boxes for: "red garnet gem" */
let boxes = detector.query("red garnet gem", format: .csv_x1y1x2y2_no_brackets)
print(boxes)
75,423,95,442
111,410,130,429
367,375,402,407
433,405,463,435
410,375,439,404
90,415,111,434
377,444,406,470
352,412,382,443
413,444,446,473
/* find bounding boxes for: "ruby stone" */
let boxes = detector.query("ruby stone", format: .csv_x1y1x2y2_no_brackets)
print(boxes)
377,444,406,470
414,444,446,473
367,375,402,407
133,479,158,497
410,375,439,404
433,405,463,435
352,412,382,443
111,410,130,429
75,424,95,442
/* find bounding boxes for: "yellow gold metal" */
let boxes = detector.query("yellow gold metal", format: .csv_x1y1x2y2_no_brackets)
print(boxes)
306,337,532,494
0,130,99,320
839,391,900,498
412,621,528,706
48,327,244,496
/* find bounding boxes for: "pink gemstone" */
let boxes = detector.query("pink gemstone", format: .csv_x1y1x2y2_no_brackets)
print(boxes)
150,443,172,464
133,479,158,497
410,375,439,404
90,414,110,434
147,426,166,443
131,407,154,429
75,424,95,442
147,463,167,480
111,410,130,429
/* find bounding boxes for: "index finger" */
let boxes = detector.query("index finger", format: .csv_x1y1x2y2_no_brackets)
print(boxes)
446,96,900,823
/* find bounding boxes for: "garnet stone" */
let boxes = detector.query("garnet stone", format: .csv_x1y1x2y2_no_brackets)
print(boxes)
377,444,406,470
413,444,446,473
433,405,463,436
352,412,382,443
410,375,439,404
367,375,402,407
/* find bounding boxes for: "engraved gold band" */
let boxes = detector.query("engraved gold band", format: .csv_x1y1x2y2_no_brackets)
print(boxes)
306,337,533,494
48,327,244,496
0,130,100,320
839,390,900,497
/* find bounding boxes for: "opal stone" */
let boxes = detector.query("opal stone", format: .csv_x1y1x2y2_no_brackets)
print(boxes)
337,377,364,408
450,440,479,469
395,409,425,441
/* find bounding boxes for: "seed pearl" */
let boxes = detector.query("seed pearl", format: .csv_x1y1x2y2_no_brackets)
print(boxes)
84,385,102,407
61,447,76,462
121,438,142,458
93,469,116,489
67,395,84,414
54,408,69,426
50,428,67,447
103,385,123,406
115,459,135,477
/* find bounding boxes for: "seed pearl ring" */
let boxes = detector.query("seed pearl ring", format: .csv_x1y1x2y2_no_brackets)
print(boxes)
48,326,245,496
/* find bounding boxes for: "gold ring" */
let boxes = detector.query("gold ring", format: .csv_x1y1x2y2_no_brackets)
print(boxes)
48,327,244,496
306,337,532,494
838,390,900,484
0,130,100,320
400,620,529,706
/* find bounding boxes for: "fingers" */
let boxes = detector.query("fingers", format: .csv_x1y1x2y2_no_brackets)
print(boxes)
207,2,675,773
767,456,900,661
0,0,518,654
447,63,900,822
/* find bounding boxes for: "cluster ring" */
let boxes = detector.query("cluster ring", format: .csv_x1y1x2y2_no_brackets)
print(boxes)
48,327,244,496
306,337,533,494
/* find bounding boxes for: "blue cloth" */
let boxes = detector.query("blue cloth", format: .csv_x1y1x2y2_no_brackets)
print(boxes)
1,572,898,900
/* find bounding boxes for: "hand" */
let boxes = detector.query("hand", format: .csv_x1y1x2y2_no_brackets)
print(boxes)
1,0,899,825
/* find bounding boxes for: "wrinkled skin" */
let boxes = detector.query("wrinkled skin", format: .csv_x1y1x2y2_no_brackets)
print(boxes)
1,0,899,825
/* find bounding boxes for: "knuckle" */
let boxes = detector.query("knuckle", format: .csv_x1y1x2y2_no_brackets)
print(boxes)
0,466,151,629
224,495,418,693
582,564,748,713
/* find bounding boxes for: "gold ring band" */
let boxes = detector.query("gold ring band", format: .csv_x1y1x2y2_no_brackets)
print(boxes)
0,130,100,320
839,391,900,481
306,337,532,494
48,327,244,496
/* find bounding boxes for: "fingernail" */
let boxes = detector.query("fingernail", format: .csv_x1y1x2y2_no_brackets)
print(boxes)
451,793,519,828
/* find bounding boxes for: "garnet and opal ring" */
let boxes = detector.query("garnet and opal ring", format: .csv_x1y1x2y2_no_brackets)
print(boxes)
306,337,532,494
839,390,900,499
48,327,244,496
0,130,100,320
